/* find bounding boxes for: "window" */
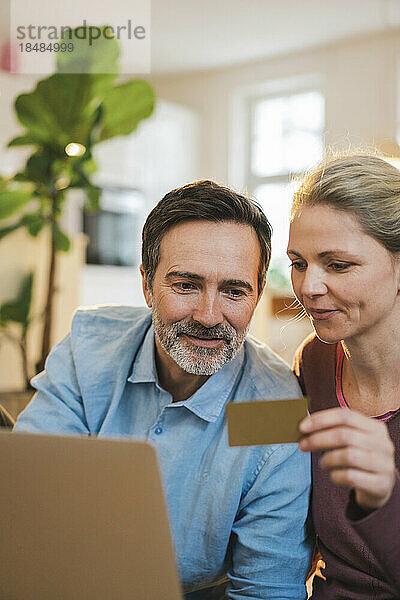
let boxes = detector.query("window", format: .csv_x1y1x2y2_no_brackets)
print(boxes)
248,89,325,287
83,186,144,266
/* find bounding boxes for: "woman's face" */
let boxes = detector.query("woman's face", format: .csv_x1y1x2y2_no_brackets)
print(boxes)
287,205,400,344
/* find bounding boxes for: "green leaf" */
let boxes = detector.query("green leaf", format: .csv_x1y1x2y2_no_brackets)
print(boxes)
80,157,98,177
14,74,103,148
21,212,46,237
0,222,23,240
0,189,33,219
99,79,155,141
8,135,39,148
28,220,45,237
68,154,96,185
12,172,30,182
52,223,71,252
84,185,101,211
53,191,67,216
0,272,34,327
25,151,54,186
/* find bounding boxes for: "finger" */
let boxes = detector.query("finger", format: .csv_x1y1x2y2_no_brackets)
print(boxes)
299,426,378,453
299,407,379,435
299,417,393,454
320,446,394,474
328,467,394,501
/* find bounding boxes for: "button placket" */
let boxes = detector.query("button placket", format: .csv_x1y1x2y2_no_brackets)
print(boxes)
151,405,166,437
150,396,175,438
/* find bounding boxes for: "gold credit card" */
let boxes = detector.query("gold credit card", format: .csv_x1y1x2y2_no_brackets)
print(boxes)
226,397,308,446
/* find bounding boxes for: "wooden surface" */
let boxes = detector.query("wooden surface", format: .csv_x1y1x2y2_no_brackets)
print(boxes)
0,391,33,419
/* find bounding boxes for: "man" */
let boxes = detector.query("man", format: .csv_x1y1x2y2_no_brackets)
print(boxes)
15,180,312,599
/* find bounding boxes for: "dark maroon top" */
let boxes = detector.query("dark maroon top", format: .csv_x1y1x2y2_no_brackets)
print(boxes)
293,334,400,600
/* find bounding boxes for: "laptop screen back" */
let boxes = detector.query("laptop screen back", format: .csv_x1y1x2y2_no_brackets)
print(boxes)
0,431,183,600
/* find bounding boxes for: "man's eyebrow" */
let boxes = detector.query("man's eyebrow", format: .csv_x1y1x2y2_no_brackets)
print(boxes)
223,279,254,293
165,271,254,292
165,271,204,282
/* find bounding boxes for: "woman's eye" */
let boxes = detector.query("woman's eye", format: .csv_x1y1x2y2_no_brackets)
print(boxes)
289,261,306,271
329,262,351,271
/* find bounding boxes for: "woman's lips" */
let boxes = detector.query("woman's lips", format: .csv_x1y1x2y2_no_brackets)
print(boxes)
307,308,339,320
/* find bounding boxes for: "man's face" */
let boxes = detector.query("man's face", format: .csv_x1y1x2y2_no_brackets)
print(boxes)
141,220,262,377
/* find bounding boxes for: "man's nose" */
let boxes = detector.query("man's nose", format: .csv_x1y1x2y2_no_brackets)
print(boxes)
192,292,223,328
299,266,327,297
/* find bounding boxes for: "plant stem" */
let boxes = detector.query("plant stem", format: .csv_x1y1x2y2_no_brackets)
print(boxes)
36,203,57,374
20,328,32,391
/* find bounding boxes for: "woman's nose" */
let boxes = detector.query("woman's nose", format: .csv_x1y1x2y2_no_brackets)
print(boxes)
299,266,327,297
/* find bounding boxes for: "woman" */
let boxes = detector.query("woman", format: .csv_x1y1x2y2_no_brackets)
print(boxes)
288,154,400,599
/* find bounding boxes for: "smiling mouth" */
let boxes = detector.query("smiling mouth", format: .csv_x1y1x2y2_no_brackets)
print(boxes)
183,334,226,348
307,308,339,320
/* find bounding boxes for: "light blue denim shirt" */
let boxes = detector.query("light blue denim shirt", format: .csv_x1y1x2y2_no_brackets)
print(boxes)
15,306,312,599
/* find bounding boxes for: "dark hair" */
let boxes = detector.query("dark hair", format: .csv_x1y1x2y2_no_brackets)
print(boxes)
142,180,272,296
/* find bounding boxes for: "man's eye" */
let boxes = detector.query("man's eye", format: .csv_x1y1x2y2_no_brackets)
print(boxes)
174,282,196,292
225,289,245,298
289,261,306,271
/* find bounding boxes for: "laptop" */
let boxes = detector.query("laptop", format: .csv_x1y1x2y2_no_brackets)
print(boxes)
0,430,183,600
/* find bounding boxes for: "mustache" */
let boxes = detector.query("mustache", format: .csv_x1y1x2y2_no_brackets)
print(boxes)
172,320,235,343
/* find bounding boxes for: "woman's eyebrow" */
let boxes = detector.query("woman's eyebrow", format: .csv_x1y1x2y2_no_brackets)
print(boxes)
287,250,357,259
317,250,357,259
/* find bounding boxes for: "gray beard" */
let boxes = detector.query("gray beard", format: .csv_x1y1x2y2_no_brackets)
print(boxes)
151,305,248,376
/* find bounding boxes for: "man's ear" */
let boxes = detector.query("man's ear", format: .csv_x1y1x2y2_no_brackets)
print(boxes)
256,279,266,306
140,265,152,307
395,256,400,295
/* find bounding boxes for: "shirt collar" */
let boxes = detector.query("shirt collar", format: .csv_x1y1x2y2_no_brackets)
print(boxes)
128,323,157,384
178,347,245,422
128,324,246,423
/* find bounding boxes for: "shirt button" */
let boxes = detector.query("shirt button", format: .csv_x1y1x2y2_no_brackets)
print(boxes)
154,427,163,435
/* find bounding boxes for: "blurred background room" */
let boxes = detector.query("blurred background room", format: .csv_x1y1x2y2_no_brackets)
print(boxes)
1,0,400,414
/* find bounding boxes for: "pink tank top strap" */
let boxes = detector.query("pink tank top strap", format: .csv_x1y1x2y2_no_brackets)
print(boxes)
335,342,398,422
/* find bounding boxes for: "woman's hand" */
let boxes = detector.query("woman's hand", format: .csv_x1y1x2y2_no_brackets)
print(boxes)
299,407,396,511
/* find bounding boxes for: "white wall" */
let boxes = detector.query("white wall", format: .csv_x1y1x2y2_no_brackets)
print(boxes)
150,30,399,184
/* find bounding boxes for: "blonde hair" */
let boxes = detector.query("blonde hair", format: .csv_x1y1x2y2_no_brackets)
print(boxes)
291,154,400,254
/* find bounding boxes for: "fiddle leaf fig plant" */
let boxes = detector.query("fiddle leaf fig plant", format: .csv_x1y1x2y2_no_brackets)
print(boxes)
0,272,34,391
0,26,155,380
